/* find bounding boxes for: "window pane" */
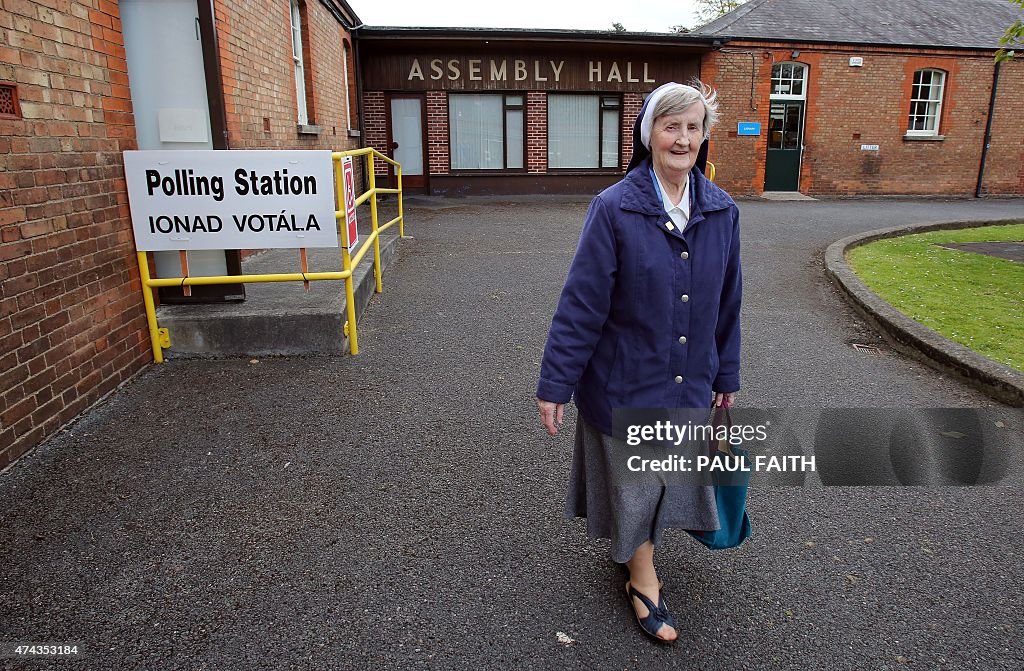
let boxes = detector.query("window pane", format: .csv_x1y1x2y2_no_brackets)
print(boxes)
291,1,302,59
506,108,523,169
783,105,800,149
391,99,423,175
768,105,784,149
506,95,523,107
781,63,792,79
548,94,599,168
601,108,619,168
923,110,936,131
449,95,503,170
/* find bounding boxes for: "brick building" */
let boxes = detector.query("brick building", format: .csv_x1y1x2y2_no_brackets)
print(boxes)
357,1,1023,198
356,27,716,195
694,0,1024,197
1,0,361,468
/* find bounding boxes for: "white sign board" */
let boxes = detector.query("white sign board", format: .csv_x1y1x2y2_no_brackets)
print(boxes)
123,150,338,251
860,144,880,151
157,108,209,143
341,156,358,253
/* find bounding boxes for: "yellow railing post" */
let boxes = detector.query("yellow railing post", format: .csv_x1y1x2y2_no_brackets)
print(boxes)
367,154,383,293
136,251,165,364
335,155,359,355
397,164,404,238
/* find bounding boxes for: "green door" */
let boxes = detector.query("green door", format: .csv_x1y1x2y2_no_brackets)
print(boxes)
764,101,803,191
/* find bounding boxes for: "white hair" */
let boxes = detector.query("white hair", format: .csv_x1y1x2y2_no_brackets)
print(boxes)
641,80,721,146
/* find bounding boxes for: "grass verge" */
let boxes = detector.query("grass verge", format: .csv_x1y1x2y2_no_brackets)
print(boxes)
847,223,1024,372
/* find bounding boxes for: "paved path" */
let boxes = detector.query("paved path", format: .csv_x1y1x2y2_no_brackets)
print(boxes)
937,241,1024,263
2,197,1023,670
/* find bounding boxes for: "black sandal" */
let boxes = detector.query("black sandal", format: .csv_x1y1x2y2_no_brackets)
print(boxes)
625,581,677,643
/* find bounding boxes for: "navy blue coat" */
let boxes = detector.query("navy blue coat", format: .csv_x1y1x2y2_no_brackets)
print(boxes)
537,158,742,436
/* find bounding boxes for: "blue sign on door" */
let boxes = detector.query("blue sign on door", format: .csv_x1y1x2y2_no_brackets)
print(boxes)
737,122,761,136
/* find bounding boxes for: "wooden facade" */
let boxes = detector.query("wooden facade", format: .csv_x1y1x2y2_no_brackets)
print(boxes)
357,29,714,195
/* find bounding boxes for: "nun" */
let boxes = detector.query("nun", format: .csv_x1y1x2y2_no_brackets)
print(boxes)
536,81,742,642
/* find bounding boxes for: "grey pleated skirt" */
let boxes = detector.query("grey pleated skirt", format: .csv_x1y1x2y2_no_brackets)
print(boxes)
565,414,720,563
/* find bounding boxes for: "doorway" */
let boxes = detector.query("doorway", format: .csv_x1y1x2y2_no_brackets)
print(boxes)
764,62,808,192
386,94,427,189
121,0,243,302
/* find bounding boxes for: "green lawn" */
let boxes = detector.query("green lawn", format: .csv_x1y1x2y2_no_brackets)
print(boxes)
847,223,1024,372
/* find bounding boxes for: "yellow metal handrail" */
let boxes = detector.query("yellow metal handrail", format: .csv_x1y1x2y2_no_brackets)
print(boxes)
137,147,404,362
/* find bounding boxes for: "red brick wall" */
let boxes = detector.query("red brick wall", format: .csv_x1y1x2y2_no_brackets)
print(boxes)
703,42,1024,197
0,0,151,469
981,57,1024,195
214,0,358,152
621,92,643,170
426,90,449,174
362,91,387,177
526,91,546,173
703,49,771,194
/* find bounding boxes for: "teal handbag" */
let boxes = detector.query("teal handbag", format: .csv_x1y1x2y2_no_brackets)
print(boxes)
687,402,753,550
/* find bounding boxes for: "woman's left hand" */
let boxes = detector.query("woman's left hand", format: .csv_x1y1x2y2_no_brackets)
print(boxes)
713,392,737,408
537,399,565,436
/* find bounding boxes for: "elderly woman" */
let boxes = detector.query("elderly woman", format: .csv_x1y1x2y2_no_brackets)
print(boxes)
536,81,741,642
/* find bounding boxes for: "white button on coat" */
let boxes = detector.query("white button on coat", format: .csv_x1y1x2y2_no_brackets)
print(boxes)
674,376,684,383
681,294,689,302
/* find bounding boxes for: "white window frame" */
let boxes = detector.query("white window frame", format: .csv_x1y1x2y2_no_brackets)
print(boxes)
447,93,525,171
770,62,808,100
546,94,621,170
342,41,353,130
290,0,308,125
906,68,945,137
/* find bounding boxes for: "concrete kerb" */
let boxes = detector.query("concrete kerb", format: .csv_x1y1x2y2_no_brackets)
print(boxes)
824,218,1024,407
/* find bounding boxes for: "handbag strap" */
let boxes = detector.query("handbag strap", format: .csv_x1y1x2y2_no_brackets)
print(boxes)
708,402,734,456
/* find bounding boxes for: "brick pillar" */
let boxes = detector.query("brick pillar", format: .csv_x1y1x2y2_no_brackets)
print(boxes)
362,91,388,177
621,92,644,170
526,91,547,173
426,91,449,175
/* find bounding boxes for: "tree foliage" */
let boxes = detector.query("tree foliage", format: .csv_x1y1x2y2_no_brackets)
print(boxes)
995,0,1023,62
695,0,749,25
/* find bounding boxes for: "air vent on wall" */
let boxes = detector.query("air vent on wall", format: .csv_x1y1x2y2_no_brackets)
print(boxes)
0,82,21,119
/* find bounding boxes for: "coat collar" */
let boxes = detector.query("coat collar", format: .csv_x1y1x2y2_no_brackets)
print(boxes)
619,158,733,226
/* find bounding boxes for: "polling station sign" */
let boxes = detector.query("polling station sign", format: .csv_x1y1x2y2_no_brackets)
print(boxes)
123,150,338,251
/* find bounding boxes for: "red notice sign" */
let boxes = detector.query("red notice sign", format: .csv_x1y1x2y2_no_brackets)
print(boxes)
342,156,358,253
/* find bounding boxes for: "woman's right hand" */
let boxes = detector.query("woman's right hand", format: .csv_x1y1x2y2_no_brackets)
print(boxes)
537,399,564,436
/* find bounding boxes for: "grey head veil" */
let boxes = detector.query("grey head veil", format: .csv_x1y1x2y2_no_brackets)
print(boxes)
625,82,710,175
